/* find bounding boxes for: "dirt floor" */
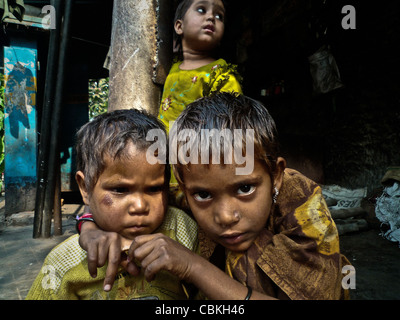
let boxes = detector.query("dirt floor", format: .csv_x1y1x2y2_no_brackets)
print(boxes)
339,228,400,300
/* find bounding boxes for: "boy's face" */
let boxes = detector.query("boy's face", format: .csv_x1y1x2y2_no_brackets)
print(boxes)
76,143,167,240
176,0,225,52
181,158,284,252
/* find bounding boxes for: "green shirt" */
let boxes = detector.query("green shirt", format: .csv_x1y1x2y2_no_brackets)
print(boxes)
26,207,198,300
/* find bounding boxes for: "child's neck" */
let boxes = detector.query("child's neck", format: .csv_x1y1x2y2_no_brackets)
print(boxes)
180,50,217,70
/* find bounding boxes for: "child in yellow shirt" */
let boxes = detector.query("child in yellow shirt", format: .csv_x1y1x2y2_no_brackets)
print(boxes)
159,0,242,188
159,0,242,133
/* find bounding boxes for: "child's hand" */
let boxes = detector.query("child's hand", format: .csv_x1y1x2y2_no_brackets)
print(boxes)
78,222,140,291
127,233,196,282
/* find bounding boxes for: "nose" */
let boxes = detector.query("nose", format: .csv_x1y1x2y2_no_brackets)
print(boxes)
206,12,215,22
128,193,149,215
214,201,240,228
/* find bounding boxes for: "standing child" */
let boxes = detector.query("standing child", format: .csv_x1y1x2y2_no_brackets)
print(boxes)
127,93,351,300
26,109,198,300
159,0,242,134
160,0,242,189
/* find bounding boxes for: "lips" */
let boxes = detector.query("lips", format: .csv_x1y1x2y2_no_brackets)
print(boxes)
123,225,149,240
204,24,215,33
220,232,244,245
126,225,147,233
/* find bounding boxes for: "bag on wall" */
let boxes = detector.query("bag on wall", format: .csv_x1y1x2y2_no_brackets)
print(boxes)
308,45,344,95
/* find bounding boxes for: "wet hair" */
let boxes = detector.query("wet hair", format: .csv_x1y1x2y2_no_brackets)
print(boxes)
171,92,280,183
173,0,227,57
75,109,169,194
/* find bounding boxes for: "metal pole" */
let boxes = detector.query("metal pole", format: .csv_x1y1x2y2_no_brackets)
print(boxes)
42,0,73,238
53,156,62,236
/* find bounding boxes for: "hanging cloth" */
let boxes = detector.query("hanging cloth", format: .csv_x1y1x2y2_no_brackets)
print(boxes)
1,0,25,22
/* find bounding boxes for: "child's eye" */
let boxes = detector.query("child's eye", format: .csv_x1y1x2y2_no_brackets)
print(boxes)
237,185,255,195
148,185,164,194
111,187,129,194
193,191,212,202
196,7,206,14
215,13,224,21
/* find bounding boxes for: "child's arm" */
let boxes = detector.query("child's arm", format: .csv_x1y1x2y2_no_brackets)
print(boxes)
128,233,277,300
79,221,140,291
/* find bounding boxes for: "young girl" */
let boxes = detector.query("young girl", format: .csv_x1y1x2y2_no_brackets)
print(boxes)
160,0,242,189
79,93,351,299
158,0,242,134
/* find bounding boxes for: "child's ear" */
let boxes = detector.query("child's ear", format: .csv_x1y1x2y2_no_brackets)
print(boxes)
273,157,286,191
75,171,90,205
174,19,184,35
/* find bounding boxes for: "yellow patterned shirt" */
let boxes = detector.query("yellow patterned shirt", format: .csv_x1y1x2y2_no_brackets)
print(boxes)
158,58,242,133
26,207,198,300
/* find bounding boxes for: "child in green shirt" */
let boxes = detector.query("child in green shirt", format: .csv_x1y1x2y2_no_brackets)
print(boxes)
26,109,198,300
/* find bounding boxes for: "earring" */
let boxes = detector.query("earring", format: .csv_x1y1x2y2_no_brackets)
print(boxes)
273,187,279,204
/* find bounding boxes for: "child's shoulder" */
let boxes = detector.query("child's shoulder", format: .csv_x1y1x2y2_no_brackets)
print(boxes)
43,234,86,270
162,206,198,233
282,168,320,195
275,168,324,219
210,59,243,85
210,58,238,73
170,58,234,72
159,206,198,250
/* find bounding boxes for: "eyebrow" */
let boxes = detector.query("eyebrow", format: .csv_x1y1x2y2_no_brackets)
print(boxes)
186,175,263,192
228,176,263,188
101,173,165,186
195,0,226,13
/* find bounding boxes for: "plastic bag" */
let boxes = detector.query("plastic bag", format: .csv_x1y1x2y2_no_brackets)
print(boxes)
375,182,400,245
308,45,344,94
322,185,367,209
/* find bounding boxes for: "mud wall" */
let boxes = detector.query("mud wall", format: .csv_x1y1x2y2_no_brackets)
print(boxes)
223,0,400,192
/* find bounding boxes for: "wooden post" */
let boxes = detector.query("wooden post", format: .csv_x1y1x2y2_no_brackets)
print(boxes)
108,0,172,114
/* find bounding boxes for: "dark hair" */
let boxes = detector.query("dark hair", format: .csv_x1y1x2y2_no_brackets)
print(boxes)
75,109,169,194
171,92,280,183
